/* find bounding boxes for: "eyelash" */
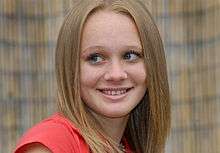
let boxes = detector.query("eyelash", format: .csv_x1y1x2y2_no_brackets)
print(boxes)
124,50,142,59
85,50,142,64
86,53,105,64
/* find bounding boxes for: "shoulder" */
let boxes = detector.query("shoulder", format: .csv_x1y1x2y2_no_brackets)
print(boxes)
14,113,89,153
16,143,51,153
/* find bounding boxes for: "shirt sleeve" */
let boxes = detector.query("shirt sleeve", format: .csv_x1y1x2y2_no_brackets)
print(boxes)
14,120,81,153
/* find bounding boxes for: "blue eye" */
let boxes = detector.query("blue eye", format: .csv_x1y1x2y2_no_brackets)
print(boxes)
124,50,142,62
86,53,104,64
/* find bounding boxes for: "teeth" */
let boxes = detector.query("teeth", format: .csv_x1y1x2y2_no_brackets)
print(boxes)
101,89,127,96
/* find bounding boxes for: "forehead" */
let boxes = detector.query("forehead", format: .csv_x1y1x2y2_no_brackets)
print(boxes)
81,10,142,51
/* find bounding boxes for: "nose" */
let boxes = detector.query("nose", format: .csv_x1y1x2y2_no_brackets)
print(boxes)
104,61,128,81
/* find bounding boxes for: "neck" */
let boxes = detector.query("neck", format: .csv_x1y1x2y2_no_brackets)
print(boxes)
92,112,129,144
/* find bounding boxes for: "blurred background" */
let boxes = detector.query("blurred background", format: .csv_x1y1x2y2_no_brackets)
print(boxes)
0,0,219,153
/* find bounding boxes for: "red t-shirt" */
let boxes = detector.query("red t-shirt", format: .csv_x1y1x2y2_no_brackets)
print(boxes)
14,113,132,153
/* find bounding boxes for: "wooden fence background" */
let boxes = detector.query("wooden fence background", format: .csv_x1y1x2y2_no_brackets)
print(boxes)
0,0,219,153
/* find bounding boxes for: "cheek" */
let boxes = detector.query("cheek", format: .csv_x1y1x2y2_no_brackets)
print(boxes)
128,63,146,83
80,64,104,87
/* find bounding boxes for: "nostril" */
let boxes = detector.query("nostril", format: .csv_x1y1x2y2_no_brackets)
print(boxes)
104,71,128,81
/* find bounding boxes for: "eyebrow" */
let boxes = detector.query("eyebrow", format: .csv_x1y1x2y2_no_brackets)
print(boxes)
82,46,105,53
81,45,143,57
124,45,143,52
81,46,106,57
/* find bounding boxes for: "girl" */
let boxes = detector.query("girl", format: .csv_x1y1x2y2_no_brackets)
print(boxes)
14,0,170,153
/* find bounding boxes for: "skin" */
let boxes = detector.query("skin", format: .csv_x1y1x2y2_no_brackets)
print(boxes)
18,143,51,153
23,10,147,152
80,10,147,144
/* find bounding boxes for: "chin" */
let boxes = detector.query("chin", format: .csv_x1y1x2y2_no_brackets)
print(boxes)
98,109,131,118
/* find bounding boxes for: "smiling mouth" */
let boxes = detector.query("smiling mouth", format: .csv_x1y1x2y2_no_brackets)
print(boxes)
97,87,133,96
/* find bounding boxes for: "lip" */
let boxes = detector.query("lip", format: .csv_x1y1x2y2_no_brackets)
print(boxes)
96,87,133,101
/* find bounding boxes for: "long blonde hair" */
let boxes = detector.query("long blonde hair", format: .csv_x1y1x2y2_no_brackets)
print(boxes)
55,0,170,152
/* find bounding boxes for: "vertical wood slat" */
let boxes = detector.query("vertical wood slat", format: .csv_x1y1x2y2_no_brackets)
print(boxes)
0,0,219,153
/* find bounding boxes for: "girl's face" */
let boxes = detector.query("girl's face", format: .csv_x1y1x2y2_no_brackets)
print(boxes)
80,10,147,118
